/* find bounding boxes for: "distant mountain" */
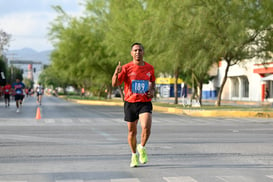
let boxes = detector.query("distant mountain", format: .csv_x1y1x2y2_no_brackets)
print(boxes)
6,48,52,65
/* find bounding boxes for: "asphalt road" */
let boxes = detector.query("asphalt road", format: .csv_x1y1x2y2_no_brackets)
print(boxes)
0,95,273,182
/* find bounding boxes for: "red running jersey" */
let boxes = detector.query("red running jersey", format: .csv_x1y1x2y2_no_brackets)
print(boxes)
4,84,11,94
117,61,155,103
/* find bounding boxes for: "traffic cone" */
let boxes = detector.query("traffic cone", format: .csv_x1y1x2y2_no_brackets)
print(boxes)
36,107,41,119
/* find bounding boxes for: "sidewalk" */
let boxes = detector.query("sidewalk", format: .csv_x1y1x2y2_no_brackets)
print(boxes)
66,97,273,118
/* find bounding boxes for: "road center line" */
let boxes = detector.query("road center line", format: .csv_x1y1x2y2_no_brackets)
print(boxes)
163,176,198,182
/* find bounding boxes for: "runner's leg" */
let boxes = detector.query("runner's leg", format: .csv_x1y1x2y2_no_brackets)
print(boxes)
39,95,42,105
127,120,138,153
139,112,152,147
7,95,10,106
4,95,7,107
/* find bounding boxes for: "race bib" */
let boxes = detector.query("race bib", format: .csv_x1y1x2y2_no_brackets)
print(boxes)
16,90,22,94
132,80,149,94
5,89,9,92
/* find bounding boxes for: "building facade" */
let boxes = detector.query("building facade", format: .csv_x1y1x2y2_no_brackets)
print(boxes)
204,60,273,102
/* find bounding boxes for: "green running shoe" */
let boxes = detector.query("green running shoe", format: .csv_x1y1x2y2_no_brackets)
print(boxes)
130,153,139,168
137,144,148,164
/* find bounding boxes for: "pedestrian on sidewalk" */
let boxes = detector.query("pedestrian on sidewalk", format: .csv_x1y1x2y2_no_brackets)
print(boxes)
265,88,269,100
81,87,85,98
112,42,156,167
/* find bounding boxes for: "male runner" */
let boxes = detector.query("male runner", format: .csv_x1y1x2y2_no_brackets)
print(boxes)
112,42,156,167
12,78,25,112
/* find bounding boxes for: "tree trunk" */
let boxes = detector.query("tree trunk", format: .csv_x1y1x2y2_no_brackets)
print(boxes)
191,72,195,101
174,68,179,104
118,85,124,102
108,84,112,99
198,82,203,105
216,60,231,106
63,86,67,95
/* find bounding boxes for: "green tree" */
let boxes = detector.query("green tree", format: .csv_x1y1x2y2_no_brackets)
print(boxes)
48,6,88,92
0,29,11,55
39,65,66,90
48,4,115,97
10,66,23,83
23,78,34,89
144,0,209,104
191,0,273,106
46,0,273,105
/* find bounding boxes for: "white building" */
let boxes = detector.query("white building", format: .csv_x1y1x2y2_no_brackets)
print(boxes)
203,60,273,102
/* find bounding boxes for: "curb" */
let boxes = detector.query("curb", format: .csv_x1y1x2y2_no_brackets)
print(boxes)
181,109,273,118
73,99,124,107
65,98,273,118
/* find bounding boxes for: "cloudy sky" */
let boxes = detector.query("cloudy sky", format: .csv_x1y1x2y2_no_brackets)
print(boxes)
0,0,84,52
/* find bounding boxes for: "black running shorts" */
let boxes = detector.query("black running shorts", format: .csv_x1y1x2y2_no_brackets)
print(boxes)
4,94,10,100
124,101,153,122
15,95,24,101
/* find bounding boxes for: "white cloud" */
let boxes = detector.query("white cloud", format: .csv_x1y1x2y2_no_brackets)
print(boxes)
0,0,84,51
0,12,50,36
0,12,54,51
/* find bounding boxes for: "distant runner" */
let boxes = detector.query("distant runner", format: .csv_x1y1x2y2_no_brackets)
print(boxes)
4,82,12,108
36,83,44,105
12,78,25,112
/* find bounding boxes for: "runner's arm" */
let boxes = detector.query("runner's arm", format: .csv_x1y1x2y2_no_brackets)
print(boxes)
147,81,155,98
112,62,122,87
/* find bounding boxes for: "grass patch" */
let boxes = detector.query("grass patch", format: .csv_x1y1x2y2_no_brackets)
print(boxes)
65,95,106,100
64,95,123,103
153,101,273,112
63,95,273,112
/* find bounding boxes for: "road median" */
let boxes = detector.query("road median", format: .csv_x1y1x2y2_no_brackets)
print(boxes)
64,97,273,118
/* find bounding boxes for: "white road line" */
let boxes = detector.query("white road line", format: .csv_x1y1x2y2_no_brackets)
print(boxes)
216,176,253,182
56,180,83,182
163,176,198,182
111,178,140,182
0,181,27,182
266,175,273,179
216,176,229,182
44,119,55,123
